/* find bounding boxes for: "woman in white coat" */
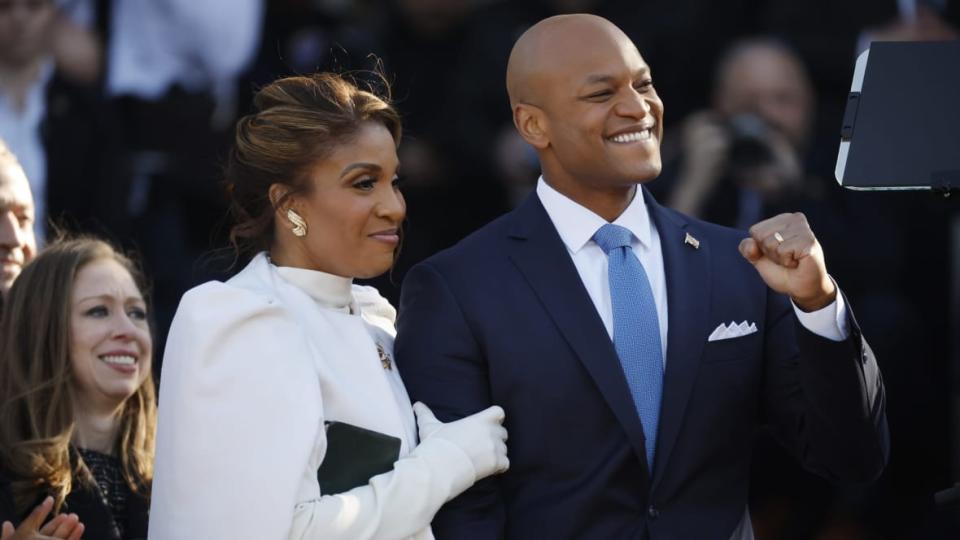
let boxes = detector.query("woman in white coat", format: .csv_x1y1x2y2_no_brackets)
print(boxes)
148,73,509,540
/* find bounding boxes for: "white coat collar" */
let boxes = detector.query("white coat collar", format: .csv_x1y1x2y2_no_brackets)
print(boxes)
272,262,356,314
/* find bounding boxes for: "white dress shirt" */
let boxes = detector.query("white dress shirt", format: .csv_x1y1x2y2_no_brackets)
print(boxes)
535,177,849,357
107,0,262,118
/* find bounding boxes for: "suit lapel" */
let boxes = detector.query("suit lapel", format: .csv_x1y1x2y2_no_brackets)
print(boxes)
505,194,652,477
646,192,711,490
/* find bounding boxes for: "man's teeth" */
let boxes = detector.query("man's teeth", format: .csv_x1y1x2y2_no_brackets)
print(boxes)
609,130,652,143
101,355,136,366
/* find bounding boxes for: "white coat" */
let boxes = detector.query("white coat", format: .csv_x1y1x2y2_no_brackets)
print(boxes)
149,254,476,540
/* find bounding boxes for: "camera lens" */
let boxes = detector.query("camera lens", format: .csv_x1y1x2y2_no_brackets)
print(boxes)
727,114,774,169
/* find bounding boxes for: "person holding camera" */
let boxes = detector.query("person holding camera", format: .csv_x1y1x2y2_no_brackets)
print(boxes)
667,39,812,229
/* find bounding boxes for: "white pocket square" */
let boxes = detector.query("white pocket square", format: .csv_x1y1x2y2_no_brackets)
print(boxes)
708,320,758,342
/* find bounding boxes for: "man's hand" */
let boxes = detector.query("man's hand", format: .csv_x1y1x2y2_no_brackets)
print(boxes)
0,497,85,540
669,112,730,215
739,212,836,311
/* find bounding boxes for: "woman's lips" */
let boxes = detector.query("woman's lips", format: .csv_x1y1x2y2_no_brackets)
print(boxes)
99,353,139,375
369,230,400,245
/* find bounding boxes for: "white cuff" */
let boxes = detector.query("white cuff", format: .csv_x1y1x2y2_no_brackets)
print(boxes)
409,436,477,502
791,280,850,342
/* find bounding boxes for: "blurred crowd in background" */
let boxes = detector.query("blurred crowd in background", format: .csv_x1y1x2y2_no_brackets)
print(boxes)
1,0,959,537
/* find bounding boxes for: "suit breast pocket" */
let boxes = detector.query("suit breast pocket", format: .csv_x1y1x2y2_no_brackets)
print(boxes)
702,333,760,363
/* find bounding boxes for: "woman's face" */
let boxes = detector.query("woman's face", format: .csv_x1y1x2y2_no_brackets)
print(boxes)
289,121,405,279
70,258,152,411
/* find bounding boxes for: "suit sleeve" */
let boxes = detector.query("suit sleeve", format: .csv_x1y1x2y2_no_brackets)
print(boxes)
762,288,889,484
394,261,507,540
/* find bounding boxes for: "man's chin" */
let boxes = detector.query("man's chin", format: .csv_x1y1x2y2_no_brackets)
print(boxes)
0,279,12,298
623,163,662,184
0,267,18,284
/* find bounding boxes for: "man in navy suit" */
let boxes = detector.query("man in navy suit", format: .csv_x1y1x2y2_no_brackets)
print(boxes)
395,14,887,540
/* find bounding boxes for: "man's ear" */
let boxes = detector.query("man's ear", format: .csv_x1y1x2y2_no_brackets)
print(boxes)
513,104,550,150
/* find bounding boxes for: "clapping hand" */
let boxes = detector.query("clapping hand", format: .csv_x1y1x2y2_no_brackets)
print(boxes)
1,497,84,540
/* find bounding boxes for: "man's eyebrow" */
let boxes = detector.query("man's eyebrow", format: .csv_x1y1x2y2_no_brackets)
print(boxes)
584,67,650,85
584,74,616,85
0,203,28,213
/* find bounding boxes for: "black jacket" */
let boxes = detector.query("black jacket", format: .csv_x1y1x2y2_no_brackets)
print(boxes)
0,460,148,540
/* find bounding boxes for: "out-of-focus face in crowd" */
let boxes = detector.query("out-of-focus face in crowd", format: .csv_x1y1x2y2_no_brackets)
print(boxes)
397,0,470,36
713,44,814,149
0,0,55,68
70,257,152,410
0,154,36,296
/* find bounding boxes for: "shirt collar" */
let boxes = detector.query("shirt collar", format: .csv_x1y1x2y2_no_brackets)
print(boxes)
535,176,653,253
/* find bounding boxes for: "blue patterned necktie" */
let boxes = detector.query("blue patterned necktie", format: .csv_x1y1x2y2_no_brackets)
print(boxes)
593,223,664,471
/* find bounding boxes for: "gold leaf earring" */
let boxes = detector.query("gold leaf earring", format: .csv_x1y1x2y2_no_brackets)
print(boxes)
287,209,307,237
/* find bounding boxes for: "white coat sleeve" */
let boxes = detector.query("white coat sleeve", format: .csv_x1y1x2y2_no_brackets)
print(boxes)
149,282,480,540
288,436,477,540
149,282,324,539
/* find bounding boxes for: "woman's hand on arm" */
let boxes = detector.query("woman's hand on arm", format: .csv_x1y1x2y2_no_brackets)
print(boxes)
289,404,509,540
413,403,509,482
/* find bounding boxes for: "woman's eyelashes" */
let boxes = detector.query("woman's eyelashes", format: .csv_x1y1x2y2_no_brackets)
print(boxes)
352,174,402,192
352,177,377,191
83,304,148,321
84,305,108,318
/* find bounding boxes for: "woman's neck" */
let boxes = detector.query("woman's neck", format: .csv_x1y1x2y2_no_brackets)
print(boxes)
72,403,122,455
269,242,351,279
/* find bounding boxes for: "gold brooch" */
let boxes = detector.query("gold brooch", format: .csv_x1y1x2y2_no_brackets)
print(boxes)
376,344,392,371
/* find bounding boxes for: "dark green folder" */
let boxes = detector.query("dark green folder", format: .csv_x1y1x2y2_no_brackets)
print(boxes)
316,421,402,494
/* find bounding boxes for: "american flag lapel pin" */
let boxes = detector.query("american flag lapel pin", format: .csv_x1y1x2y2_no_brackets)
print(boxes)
684,232,700,250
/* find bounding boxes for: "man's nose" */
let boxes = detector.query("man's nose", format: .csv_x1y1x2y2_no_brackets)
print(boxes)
0,211,22,248
617,89,652,119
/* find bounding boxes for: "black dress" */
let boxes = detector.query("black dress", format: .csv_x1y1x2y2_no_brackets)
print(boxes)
0,447,149,540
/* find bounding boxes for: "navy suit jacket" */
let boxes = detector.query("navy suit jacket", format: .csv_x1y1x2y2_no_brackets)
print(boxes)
395,189,888,540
